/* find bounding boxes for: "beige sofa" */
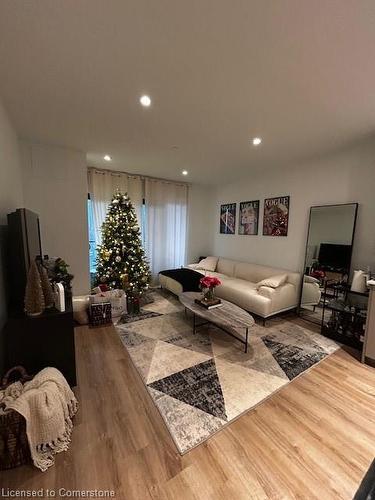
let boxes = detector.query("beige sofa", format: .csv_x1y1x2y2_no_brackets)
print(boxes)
159,257,301,319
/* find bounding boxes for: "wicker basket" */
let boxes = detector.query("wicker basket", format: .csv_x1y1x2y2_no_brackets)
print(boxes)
0,366,32,470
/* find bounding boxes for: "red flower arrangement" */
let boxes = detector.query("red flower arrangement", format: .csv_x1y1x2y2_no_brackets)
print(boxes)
311,269,325,281
200,276,222,289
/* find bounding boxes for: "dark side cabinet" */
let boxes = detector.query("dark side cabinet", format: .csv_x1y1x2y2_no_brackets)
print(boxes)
4,307,77,387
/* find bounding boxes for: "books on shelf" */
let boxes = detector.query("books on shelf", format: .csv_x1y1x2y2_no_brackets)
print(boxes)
195,298,223,310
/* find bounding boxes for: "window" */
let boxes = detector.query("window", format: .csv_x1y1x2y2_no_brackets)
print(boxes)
87,197,97,284
87,168,188,281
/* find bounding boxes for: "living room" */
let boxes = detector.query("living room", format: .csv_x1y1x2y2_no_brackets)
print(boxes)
1,1,375,498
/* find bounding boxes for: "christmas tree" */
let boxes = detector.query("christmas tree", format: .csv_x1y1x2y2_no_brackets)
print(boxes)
96,192,150,297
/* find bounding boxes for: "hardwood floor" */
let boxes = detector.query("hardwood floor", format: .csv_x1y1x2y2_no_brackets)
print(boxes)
1,321,375,499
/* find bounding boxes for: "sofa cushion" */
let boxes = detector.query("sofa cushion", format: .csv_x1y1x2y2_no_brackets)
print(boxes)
233,262,300,288
196,256,218,272
256,274,288,289
216,258,236,277
215,278,272,317
186,266,227,280
204,271,228,280
219,278,258,292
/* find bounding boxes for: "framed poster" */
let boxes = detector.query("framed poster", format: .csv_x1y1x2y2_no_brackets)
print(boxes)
238,200,259,235
263,196,290,236
220,203,236,234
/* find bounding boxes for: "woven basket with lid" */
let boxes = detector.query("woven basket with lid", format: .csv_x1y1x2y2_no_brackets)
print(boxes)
0,366,32,470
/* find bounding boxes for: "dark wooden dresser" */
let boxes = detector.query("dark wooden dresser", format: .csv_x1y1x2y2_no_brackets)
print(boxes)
3,306,77,387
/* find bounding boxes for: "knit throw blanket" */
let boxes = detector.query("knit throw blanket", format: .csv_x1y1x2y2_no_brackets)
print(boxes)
1,367,78,471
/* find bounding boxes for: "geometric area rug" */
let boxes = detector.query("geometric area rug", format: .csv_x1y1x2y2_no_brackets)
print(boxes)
115,290,339,454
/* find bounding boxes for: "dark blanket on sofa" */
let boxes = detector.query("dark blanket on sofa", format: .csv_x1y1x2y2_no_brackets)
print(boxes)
159,268,202,292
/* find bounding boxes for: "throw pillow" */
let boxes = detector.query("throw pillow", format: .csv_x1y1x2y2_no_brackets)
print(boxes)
304,275,320,284
187,263,201,270
256,274,287,289
196,256,218,272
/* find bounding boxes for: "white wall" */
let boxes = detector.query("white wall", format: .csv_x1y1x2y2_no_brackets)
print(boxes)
187,183,215,263
211,140,375,274
0,100,24,373
20,142,90,294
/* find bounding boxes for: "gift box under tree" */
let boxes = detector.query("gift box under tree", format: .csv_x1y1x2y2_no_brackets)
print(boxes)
89,302,112,327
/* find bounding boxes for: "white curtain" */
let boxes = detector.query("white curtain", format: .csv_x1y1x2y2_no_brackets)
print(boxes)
88,168,143,245
144,178,188,278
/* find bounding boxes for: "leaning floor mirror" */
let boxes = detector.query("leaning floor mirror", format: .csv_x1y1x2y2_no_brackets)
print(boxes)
299,203,358,324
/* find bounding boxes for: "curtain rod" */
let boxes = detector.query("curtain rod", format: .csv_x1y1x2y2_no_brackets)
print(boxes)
87,166,191,187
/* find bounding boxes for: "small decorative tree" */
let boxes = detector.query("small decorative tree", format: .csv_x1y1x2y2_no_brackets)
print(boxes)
39,264,55,309
24,260,45,316
96,192,150,306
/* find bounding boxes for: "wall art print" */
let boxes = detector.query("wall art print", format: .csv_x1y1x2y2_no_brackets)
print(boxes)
263,196,290,236
220,203,236,234
238,200,259,235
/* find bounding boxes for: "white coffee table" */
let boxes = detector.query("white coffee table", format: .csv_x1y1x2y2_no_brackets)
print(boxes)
179,292,255,353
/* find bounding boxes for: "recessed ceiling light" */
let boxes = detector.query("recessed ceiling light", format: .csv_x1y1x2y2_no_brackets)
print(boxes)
140,95,151,107
182,170,188,176
252,137,262,146
104,155,112,161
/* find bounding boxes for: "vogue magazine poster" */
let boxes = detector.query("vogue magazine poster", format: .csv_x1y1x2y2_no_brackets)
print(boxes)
238,200,259,235
220,203,236,234
263,196,290,236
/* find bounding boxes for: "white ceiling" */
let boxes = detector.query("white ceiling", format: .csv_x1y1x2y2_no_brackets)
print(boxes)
1,0,375,184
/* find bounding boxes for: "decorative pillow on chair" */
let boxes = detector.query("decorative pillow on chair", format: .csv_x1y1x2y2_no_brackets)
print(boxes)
304,275,320,284
256,274,287,289
196,256,218,272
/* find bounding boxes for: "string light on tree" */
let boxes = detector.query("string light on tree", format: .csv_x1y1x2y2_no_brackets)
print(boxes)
96,192,150,298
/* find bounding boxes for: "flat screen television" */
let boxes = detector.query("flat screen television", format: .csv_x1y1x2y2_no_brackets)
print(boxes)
7,208,43,311
318,243,352,271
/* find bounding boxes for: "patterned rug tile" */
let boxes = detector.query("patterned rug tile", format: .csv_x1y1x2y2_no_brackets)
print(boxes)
119,330,154,348
148,387,226,453
215,357,287,420
299,329,340,354
261,325,326,354
115,290,340,454
120,335,158,382
120,311,191,341
146,340,212,384
143,290,184,315
149,359,227,421
208,326,244,357
164,331,213,357
118,310,162,324
262,337,326,380
219,336,288,380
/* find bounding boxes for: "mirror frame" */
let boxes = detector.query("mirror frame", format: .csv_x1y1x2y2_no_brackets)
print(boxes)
298,202,359,319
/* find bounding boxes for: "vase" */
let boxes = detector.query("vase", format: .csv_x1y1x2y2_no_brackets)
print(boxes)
203,287,215,302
